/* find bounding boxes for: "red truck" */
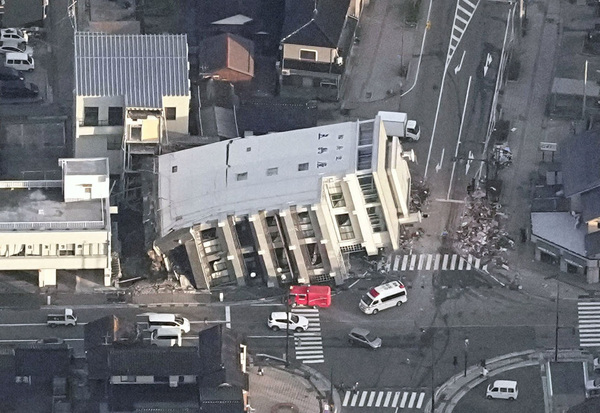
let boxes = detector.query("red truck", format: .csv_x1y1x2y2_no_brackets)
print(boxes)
288,285,331,308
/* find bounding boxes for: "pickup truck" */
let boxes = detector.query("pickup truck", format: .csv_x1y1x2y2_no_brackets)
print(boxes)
47,308,77,327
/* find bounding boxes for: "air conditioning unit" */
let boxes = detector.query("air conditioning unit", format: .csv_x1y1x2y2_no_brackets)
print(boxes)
281,69,291,76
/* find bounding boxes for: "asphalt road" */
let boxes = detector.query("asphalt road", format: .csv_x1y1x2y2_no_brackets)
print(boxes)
453,366,545,413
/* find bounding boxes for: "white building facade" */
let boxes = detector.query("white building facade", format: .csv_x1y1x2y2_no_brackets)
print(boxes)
73,32,190,178
0,158,112,287
154,114,419,289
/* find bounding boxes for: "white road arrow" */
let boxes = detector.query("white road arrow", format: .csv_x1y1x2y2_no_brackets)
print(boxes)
483,53,492,77
435,148,445,173
465,150,474,175
454,51,466,75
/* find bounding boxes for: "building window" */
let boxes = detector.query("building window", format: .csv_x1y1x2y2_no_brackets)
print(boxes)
58,244,76,256
336,214,355,241
165,107,176,120
236,172,248,181
83,107,99,126
267,167,278,176
107,135,121,150
130,126,142,140
246,147,252,152
108,107,123,126
120,376,136,383
172,166,178,173
299,49,317,61
298,163,309,171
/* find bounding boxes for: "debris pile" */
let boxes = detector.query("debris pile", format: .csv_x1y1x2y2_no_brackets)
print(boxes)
453,197,514,260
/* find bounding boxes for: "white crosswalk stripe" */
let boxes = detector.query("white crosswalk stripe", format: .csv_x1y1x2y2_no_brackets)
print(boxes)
342,389,426,410
578,301,600,347
392,253,488,272
292,308,325,364
447,0,480,65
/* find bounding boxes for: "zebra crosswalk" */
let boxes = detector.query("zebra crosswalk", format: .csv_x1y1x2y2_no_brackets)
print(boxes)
392,253,488,272
292,308,324,364
342,389,426,410
578,301,600,347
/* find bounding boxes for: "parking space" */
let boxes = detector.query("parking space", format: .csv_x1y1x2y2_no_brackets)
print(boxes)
453,366,545,413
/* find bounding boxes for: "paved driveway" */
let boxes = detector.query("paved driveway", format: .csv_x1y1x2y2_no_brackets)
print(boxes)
453,366,544,413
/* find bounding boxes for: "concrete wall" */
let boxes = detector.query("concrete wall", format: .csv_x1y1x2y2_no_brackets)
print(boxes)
0,230,110,270
282,44,337,64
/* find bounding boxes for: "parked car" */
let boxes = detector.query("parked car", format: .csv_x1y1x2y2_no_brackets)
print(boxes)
0,66,23,81
36,337,65,345
586,376,600,398
0,41,32,56
267,312,309,332
0,80,38,98
348,328,382,349
5,52,34,72
486,380,518,400
46,308,77,327
137,312,191,333
150,327,182,347
593,357,600,372
0,28,28,43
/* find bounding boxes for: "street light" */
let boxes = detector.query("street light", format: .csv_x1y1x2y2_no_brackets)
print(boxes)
278,267,291,367
421,328,436,410
464,338,470,377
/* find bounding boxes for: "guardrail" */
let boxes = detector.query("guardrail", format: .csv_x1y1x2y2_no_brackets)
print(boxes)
0,180,62,189
0,220,105,231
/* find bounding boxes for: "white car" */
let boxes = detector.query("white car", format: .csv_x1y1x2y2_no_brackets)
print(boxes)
267,312,309,332
0,41,32,56
0,28,28,44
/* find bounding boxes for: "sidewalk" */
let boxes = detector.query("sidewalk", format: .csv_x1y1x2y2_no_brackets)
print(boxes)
424,349,590,413
250,356,340,413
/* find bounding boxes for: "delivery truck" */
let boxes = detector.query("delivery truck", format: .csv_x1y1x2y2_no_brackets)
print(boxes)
378,111,421,141
288,285,331,308
47,308,77,327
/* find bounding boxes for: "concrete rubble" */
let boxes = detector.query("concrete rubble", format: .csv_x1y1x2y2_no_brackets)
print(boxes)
453,196,514,263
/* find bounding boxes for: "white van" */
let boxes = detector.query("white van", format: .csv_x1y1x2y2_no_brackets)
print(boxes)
359,280,407,315
150,327,183,347
5,52,34,72
137,313,191,333
486,380,518,400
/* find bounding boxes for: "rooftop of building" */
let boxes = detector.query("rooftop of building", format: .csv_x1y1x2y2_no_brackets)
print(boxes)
157,116,383,235
61,158,109,176
74,32,190,109
0,188,105,231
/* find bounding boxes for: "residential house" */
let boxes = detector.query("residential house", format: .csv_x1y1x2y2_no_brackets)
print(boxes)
153,112,420,289
236,96,318,136
0,343,72,412
198,33,255,84
84,318,247,412
530,128,600,283
2,0,47,28
0,158,113,287
279,0,362,98
73,32,190,207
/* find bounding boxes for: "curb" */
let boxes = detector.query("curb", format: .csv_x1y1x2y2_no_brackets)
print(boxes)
424,349,591,413
256,354,339,413
424,349,537,413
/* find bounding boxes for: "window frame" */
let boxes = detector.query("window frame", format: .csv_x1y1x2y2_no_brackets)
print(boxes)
108,106,123,126
83,107,99,126
299,49,317,61
165,107,176,120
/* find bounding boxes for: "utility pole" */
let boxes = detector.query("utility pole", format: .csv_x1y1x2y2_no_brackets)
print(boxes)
554,281,560,362
464,338,469,377
583,60,588,120
285,286,290,367
431,331,435,410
